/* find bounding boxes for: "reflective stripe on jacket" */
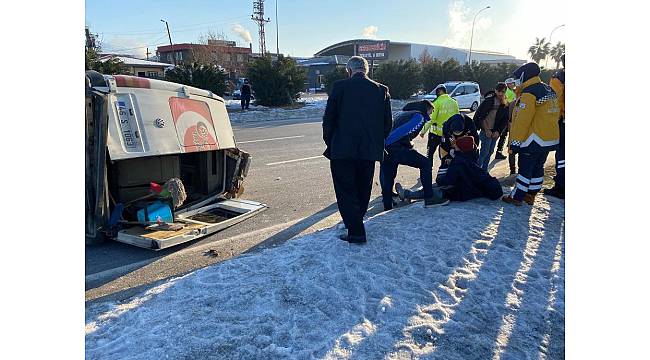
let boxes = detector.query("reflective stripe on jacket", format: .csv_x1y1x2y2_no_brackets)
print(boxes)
420,94,459,136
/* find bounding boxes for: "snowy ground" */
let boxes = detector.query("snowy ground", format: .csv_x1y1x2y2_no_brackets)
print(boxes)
86,193,565,359
226,94,411,124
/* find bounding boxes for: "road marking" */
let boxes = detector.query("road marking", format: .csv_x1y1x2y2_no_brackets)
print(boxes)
266,155,325,166
238,135,304,144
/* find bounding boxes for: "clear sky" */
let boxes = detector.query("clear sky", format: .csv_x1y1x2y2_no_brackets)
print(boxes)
85,0,566,62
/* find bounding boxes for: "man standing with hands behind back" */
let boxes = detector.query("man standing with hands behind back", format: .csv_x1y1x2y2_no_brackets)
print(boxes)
322,56,393,244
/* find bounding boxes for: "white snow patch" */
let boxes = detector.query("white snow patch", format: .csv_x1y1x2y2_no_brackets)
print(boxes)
86,195,565,359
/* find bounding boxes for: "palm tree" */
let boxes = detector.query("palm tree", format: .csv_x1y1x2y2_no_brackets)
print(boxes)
551,42,565,69
528,37,551,64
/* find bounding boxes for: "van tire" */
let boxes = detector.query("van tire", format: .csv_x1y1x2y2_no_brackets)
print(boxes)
470,102,478,111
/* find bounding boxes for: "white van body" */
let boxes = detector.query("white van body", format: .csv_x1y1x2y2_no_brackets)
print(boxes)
85,73,267,250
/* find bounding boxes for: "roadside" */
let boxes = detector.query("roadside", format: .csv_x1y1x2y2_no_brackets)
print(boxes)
86,178,565,359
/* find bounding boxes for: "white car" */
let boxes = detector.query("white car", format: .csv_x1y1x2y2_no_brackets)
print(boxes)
423,81,482,111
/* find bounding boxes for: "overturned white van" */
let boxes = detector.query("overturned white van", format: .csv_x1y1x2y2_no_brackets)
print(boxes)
85,71,267,250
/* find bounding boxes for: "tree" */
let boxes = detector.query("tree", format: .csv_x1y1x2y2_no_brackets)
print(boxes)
85,28,128,75
324,66,348,95
246,54,307,106
420,57,444,93
528,37,551,64
550,42,565,69
374,59,421,100
192,30,232,65
440,58,463,82
164,63,227,96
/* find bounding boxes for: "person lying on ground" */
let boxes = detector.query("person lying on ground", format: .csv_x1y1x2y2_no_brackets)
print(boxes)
380,100,449,210
396,136,503,203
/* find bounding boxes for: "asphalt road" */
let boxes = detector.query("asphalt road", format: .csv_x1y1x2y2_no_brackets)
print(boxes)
87,109,530,302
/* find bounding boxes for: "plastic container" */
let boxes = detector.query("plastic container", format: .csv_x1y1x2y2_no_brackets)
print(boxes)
137,201,173,223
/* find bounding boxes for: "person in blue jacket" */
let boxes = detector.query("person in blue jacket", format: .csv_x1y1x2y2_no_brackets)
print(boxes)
380,100,449,210
397,136,503,202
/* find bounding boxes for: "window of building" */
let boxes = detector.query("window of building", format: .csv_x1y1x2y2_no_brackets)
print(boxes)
237,54,244,63
175,51,183,61
146,71,159,78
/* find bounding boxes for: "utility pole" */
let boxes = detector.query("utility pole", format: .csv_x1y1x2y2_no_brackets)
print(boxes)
251,0,270,55
546,24,565,68
161,19,175,65
146,47,150,60
275,0,279,57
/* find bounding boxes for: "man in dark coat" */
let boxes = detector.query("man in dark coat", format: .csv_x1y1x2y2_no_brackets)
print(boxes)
474,83,510,171
240,79,252,110
322,56,393,243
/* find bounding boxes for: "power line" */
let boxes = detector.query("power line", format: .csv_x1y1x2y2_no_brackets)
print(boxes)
95,15,250,36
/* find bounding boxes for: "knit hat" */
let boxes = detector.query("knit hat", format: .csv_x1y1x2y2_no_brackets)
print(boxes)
447,114,465,135
455,135,476,153
512,62,541,85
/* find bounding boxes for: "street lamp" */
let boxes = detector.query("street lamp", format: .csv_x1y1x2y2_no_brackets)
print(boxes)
468,5,490,66
546,24,565,68
161,19,175,65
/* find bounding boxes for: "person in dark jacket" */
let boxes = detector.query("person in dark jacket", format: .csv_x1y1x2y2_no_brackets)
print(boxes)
380,100,448,211
322,56,393,243
475,83,510,171
440,113,479,161
398,136,503,202
240,79,252,110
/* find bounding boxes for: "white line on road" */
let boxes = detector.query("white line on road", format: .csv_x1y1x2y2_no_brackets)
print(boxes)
266,155,325,166
238,135,304,144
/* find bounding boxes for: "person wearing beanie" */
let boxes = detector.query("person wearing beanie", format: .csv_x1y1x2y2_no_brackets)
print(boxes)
544,53,565,199
396,135,502,203
419,85,460,169
440,113,479,162
502,62,560,206
380,100,448,210
474,82,510,172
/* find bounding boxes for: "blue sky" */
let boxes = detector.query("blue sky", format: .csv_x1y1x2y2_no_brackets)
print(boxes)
86,0,566,62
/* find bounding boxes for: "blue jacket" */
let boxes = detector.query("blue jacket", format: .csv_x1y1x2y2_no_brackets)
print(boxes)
435,152,503,201
384,111,426,150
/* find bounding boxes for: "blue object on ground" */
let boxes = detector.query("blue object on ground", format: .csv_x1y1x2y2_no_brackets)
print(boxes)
137,201,173,223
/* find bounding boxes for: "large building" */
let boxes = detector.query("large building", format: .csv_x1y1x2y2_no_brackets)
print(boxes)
297,55,351,92
157,40,253,80
315,39,525,65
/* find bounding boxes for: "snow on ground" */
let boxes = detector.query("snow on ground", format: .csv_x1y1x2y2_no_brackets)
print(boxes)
86,194,565,360
226,94,414,125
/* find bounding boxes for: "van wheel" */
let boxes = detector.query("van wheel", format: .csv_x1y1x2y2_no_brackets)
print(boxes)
470,102,478,111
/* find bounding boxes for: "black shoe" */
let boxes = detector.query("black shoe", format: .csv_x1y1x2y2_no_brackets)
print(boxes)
544,186,565,199
495,153,507,160
424,196,450,207
339,234,367,243
395,182,406,201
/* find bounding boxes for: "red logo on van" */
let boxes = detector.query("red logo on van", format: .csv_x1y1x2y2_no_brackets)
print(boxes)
169,97,219,152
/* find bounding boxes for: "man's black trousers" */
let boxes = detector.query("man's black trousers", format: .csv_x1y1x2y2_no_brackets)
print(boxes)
330,159,375,237
426,133,442,167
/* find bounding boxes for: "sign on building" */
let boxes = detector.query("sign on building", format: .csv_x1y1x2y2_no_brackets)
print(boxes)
355,41,389,60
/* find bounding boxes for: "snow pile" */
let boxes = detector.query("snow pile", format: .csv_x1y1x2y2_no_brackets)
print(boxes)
86,195,564,359
226,95,418,125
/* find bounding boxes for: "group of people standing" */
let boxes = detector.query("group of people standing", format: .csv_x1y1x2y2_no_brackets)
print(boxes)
322,55,565,243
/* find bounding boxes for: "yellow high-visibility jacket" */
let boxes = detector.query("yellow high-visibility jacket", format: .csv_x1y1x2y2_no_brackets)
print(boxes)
421,94,459,136
510,76,560,150
550,70,565,120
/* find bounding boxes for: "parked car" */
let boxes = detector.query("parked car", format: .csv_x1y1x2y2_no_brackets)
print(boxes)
85,71,267,249
423,81,482,111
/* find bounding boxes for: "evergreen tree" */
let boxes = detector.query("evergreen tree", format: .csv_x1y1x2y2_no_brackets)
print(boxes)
324,66,348,95
164,63,227,96
246,54,307,106
375,59,421,100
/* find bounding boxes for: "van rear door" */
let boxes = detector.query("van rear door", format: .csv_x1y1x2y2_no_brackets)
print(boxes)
115,198,267,250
